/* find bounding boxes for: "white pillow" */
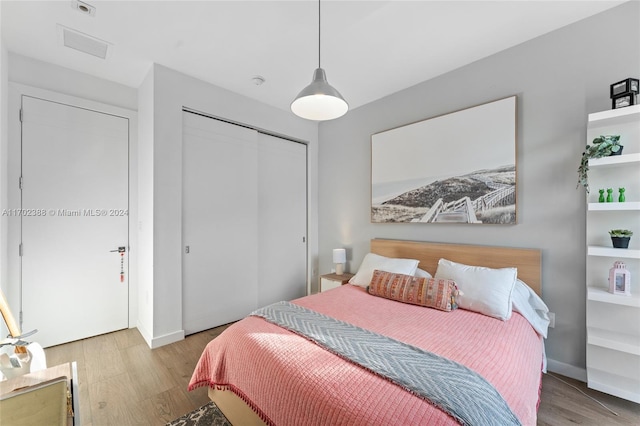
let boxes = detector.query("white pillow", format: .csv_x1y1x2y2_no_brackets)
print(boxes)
512,279,550,338
349,253,419,287
434,258,517,321
414,268,432,278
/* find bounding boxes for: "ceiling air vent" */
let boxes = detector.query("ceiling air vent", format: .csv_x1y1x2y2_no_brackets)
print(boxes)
58,25,110,59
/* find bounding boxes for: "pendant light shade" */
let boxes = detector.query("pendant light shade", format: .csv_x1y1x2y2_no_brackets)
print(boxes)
291,0,348,121
291,68,348,121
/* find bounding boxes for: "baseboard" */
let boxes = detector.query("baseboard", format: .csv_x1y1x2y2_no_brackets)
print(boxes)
546,358,587,382
136,322,153,348
150,329,185,349
134,321,185,348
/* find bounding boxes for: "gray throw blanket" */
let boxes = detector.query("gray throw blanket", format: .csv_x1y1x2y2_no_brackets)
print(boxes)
251,301,521,426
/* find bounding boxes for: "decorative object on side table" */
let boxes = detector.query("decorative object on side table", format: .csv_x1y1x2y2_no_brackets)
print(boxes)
609,261,631,296
610,77,639,110
0,345,33,379
609,229,633,249
0,287,41,380
332,248,347,275
577,135,622,192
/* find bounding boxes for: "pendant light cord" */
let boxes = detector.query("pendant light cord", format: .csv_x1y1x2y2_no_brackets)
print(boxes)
318,0,321,69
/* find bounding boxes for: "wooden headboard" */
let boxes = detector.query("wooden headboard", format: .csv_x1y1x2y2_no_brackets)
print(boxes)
370,239,542,296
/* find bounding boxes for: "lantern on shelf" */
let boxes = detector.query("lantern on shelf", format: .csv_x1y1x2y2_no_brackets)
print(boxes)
608,261,631,295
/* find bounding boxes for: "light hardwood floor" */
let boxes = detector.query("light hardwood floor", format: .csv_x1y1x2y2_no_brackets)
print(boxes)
44,326,640,425
44,326,224,425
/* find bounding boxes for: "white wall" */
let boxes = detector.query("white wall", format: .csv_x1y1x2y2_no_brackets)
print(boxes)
136,67,155,345
1,53,319,349
317,2,640,380
139,64,318,348
7,53,137,111
2,52,139,339
0,2,9,339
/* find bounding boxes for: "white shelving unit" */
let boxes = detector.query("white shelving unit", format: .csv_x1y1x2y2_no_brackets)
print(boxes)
585,105,640,403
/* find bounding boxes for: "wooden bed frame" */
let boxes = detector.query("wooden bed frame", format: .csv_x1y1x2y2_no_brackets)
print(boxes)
207,239,542,424
371,239,542,295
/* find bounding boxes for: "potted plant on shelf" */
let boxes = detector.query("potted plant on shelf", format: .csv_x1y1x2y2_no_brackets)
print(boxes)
609,229,633,249
577,135,622,192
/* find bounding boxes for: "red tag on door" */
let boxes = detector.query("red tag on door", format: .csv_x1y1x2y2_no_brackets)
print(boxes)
120,252,125,282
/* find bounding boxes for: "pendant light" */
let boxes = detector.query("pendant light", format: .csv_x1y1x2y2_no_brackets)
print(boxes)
291,0,348,121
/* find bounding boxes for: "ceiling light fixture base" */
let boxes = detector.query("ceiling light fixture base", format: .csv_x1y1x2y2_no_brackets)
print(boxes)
71,0,96,16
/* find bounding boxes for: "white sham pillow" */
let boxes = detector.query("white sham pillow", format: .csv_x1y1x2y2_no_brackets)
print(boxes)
512,279,550,338
349,253,419,287
434,258,517,321
414,268,432,278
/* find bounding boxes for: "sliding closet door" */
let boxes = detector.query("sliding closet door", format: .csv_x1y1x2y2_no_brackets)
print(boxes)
257,134,307,307
182,112,259,334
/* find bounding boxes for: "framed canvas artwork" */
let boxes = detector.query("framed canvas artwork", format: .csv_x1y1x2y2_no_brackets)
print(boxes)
371,96,517,224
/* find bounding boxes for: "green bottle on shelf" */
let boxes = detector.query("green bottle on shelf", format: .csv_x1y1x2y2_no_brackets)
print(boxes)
598,189,605,203
619,187,626,202
606,188,613,203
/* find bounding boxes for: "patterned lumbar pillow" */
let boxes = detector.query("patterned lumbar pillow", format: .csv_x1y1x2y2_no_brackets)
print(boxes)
368,269,459,311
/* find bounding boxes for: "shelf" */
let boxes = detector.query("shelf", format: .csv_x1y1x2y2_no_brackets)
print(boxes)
588,105,640,125
587,286,640,307
588,379,640,404
587,327,640,356
587,246,640,259
588,153,640,167
588,202,640,211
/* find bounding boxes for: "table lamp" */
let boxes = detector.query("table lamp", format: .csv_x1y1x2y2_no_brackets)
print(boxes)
333,248,346,275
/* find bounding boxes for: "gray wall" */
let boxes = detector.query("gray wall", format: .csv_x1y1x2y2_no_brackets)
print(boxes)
317,2,640,378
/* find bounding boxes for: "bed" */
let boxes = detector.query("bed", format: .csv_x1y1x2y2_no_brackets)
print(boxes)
189,239,547,425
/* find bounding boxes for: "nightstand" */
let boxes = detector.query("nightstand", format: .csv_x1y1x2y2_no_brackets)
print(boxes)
0,362,79,426
319,272,354,292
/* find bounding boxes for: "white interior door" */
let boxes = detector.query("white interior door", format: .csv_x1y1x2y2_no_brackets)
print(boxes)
182,112,259,335
257,134,307,306
21,96,129,348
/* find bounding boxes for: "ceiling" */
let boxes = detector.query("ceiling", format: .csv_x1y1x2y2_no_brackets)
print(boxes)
0,1,627,115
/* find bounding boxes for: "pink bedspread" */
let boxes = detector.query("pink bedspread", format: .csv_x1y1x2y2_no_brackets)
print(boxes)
189,285,543,425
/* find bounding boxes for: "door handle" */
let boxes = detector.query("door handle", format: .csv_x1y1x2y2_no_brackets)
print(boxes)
110,246,126,253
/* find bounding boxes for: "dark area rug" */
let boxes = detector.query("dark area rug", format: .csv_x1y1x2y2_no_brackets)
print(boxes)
166,402,232,426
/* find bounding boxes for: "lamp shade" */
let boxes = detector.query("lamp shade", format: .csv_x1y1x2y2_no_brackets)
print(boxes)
291,68,348,121
332,248,346,264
